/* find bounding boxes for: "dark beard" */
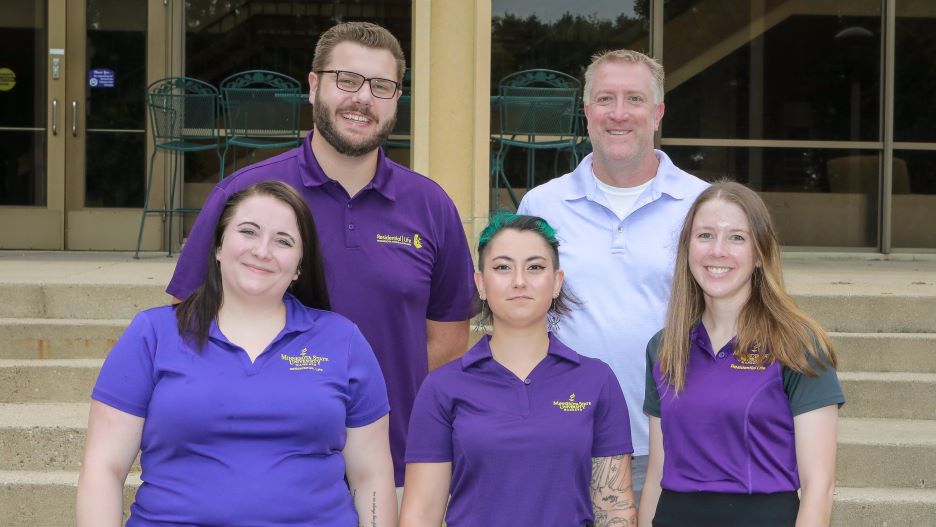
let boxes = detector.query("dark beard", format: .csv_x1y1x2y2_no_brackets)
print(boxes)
312,95,397,157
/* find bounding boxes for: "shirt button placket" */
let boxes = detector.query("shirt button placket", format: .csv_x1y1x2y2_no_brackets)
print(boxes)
518,377,532,418
345,200,358,248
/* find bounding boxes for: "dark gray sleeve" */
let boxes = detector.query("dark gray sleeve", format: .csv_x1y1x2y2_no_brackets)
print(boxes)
782,348,845,416
643,330,665,417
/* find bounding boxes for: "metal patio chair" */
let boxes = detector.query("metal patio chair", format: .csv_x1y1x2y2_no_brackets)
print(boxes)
219,70,303,177
135,76,222,258
490,69,581,208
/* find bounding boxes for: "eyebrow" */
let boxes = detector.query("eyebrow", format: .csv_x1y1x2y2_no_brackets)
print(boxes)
491,255,548,262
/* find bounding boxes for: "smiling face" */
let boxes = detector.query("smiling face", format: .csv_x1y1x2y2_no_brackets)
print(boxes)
309,41,399,157
584,60,664,172
475,229,564,330
215,194,303,302
688,199,758,309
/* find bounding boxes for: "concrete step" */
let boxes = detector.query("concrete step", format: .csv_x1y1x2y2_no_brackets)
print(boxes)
0,360,100,403
839,371,936,420
0,470,138,527
0,283,166,320
0,403,89,472
792,293,936,334
0,318,127,359
832,332,936,373
0,472,931,527
837,418,936,489
831,487,936,527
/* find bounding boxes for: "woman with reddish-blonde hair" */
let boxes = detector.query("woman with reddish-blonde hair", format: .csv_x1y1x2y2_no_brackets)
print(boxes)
639,181,843,527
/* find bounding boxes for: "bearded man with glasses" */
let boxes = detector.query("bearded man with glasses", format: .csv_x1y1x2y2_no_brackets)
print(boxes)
168,21,477,501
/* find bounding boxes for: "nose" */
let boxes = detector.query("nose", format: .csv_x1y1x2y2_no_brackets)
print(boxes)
251,239,272,259
351,82,375,105
711,236,728,257
512,268,526,288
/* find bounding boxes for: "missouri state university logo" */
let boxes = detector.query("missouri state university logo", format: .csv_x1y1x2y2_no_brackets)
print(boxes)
280,347,329,372
553,393,593,412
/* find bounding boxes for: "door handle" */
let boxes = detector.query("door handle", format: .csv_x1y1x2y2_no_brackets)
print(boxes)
52,99,58,136
71,100,78,136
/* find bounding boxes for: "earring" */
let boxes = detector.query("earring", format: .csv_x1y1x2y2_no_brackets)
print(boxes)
547,297,560,333
473,298,489,334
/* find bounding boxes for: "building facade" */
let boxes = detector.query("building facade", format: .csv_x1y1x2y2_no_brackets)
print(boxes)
1,0,934,252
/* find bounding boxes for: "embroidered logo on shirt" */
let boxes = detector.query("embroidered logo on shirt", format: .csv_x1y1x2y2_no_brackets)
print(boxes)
730,343,767,371
375,233,423,249
553,393,592,412
280,347,329,372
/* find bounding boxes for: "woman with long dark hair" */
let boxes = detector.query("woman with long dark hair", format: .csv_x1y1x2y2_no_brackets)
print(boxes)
638,181,844,527
77,181,396,526
400,213,636,527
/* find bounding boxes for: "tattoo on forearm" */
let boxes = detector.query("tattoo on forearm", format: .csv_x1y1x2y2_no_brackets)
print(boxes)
351,489,377,527
591,455,637,527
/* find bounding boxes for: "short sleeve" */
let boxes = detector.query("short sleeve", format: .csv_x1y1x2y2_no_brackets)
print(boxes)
643,330,664,417
91,311,160,417
345,325,390,427
426,196,478,322
592,364,634,457
404,372,454,463
782,349,845,416
166,186,230,300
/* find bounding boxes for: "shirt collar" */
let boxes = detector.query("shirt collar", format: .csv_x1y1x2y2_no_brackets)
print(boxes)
208,292,316,345
564,149,696,202
298,130,397,201
460,332,581,370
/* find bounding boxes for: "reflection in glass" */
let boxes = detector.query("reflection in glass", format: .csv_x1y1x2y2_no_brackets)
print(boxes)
663,0,881,141
0,1,46,206
665,145,878,247
85,132,145,207
184,0,413,181
491,1,645,196
86,0,147,207
892,150,936,249
895,2,936,142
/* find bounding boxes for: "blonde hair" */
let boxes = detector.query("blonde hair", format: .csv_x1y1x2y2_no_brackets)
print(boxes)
658,181,836,393
312,21,406,82
583,49,664,104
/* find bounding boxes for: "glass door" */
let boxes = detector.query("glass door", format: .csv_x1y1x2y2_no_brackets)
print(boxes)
0,0,61,248
0,0,170,250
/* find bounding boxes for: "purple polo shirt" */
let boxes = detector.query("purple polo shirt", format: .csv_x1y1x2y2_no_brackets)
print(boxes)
406,334,633,527
643,325,845,494
167,134,477,484
91,293,389,526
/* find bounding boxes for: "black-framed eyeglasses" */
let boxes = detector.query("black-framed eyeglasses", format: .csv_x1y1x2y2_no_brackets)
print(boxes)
315,70,400,99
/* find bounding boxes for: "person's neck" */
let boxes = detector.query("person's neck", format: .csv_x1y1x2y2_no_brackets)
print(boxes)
216,293,287,361
488,321,550,380
310,130,380,198
700,296,746,354
591,149,659,189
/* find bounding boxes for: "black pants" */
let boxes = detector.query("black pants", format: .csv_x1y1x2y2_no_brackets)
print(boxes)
652,489,799,527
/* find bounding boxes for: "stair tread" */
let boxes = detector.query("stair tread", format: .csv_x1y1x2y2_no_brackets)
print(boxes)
838,371,936,381
839,417,936,445
0,358,103,368
0,470,141,485
834,486,936,502
0,317,130,325
0,403,89,428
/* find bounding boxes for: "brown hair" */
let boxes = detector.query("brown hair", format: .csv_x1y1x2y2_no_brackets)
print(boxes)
175,181,331,349
583,49,665,105
312,21,406,82
658,181,836,392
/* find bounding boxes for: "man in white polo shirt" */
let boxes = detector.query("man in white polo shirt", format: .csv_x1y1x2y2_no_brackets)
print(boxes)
518,49,708,501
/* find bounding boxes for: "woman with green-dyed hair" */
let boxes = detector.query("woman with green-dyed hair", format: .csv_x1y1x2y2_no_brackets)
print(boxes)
400,214,638,527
